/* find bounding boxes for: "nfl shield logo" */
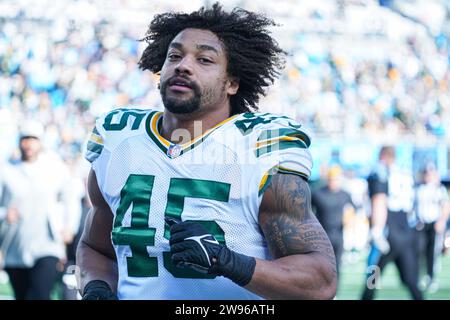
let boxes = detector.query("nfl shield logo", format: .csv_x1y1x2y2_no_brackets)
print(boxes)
167,144,182,158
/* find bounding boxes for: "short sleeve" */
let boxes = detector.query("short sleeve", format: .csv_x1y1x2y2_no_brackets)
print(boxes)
367,168,388,198
84,121,105,164
253,114,313,196
84,108,150,164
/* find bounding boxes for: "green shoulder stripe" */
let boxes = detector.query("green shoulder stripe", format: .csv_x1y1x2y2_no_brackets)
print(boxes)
255,140,307,157
258,128,311,147
87,140,104,155
257,128,311,147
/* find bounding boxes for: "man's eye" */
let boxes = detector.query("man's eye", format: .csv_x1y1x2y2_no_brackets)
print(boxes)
168,53,181,60
198,58,212,64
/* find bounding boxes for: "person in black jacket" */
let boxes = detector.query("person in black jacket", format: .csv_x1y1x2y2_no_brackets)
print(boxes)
312,165,354,279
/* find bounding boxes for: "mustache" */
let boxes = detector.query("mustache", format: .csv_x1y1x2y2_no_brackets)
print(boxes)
168,76,193,88
161,76,200,92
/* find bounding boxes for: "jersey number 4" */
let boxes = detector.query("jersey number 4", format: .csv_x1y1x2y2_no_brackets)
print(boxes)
111,174,230,279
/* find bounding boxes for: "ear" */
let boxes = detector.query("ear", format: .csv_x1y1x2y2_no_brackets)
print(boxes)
226,77,239,96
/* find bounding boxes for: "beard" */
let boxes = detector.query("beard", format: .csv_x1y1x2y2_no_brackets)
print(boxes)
160,78,202,114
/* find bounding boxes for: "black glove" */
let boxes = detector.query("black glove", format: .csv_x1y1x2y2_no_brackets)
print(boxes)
167,219,256,286
82,280,118,300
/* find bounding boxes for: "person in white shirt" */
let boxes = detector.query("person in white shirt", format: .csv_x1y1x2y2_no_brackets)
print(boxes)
415,164,450,292
0,121,81,300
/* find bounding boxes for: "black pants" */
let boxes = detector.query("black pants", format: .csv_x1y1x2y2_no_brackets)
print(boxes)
5,256,60,300
362,212,423,300
418,222,437,279
327,231,344,279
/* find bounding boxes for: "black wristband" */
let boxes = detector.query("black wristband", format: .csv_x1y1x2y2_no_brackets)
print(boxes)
213,247,256,287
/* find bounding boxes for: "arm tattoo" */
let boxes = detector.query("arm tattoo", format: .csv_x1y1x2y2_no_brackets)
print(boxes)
259,173,337,273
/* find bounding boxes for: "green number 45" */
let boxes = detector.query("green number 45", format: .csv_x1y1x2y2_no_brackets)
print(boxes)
111,175,231,279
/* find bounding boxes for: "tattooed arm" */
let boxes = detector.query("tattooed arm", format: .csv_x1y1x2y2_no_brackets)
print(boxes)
245,173,337,299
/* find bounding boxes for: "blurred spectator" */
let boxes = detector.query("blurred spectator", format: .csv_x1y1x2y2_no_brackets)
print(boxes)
415,164,450,293
362,146,422,300
0,0,449,300
312,165,355,279
0,121,81,300
342,168,370,257
59,156,86,300
0,0,449,160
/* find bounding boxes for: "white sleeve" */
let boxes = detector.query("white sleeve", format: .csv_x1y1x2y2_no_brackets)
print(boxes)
254,117,313,196
84,108,150,164
84,117,105,164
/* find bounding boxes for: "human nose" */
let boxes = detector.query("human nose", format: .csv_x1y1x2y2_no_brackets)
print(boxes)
175,56,194,76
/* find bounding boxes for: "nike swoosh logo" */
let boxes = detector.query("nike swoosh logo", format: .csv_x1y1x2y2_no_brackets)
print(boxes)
185,235,217,266
204,239,219,245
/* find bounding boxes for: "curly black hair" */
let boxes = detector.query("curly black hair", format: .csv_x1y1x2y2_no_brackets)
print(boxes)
138,3,286,115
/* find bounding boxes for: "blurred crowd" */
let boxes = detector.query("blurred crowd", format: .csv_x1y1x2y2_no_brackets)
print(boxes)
0,0,449,163
259,1,450,142
0,0,449,299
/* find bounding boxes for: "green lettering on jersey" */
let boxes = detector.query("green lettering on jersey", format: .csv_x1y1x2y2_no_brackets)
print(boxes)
112,176,230,279
112,174,157,277
234,113,292,135
162,178,229,278
163,178,230,238
103,110,146,131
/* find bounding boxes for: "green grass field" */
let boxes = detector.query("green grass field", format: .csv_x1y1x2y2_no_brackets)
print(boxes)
337,249,450,300
1,250,449,300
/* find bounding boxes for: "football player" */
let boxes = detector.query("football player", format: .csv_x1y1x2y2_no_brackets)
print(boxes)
362,146,423,300
77,3,337,300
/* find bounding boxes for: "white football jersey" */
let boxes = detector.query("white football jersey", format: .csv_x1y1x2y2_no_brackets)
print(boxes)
85,108,312,300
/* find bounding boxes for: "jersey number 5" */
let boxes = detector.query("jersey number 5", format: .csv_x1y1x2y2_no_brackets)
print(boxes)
111,174,230,279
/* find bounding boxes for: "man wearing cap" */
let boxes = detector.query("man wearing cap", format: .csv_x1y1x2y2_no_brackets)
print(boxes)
0,121,80,300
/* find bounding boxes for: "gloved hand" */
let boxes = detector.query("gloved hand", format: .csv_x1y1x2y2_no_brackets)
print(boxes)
82,280,118,300
370,227,390,255
167,219,256,287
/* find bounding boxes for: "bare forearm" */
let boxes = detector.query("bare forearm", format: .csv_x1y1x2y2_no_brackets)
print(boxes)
76,240,118,293
371,194,388,228
442,202,450,220
245,253,336,300
435,203,450,233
